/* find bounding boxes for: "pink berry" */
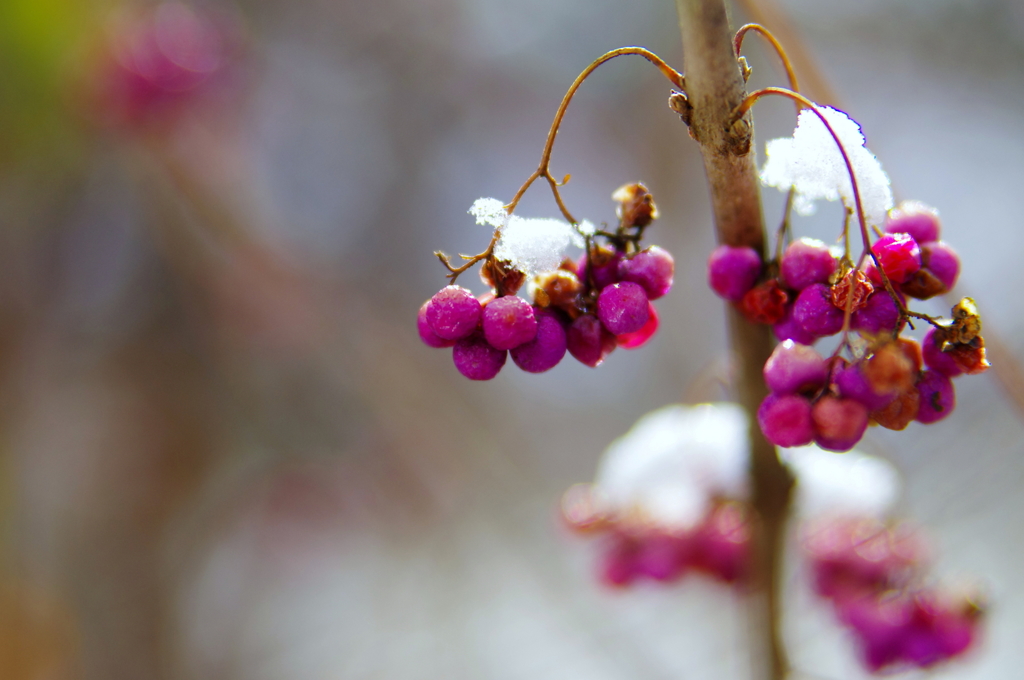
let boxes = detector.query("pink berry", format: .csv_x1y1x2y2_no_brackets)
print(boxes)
915,370,955,424
811,396,868,452
921,242,960,291
618,246,674,299
567,314,616,367
690,503,749,583
871,233,922,284
510,308,567,373
417,300,455,348
840,593,914,672
780,237,837,291
633,531,691,581
793,283,844,337
600,533,639,586
452,332,506,380
885,201,941,245
922,327,963,378
852,290,901,335
707,244,761,301
763,340,828,395
758,393,814,447
426,285,482,340
482,295,537,350
616,302,659,349
597,282,650,335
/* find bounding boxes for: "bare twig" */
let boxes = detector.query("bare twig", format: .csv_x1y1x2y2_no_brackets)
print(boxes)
674,2,793,679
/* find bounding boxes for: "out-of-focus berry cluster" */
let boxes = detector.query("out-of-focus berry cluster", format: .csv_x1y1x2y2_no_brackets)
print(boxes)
562,403,983,673
419,184,675,379
803,517,982,673
707,200,988,451
88,2,242,130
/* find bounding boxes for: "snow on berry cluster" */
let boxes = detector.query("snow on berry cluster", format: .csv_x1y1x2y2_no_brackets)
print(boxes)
708,105,988,451
419,184,675,379
562,403,982,672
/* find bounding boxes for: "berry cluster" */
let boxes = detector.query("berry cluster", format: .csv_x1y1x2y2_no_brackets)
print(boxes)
563,490,749,587
91,2,239,129
803,517,981,672
708,200,988,451
419,184,675,379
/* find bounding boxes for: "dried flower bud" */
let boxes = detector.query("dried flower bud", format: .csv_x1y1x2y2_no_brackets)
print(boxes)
612,182,659,228
870,386,920,430
901,268,947,300
480,258,526,296
831,269,874,312
739,279,789,325
534,269,583,312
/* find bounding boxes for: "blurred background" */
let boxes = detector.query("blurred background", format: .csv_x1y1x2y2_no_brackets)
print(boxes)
1,0,1023,678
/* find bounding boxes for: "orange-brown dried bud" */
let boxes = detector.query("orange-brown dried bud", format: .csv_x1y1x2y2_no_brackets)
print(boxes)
946,335,990,375
831,269,874,312
870,386,920,430
534,269,583,311
897,337,924,373
739,279,788,325
948,297,982,346
612,182,659,228
901,268,947,300
864,341,916,395
480,258,526,296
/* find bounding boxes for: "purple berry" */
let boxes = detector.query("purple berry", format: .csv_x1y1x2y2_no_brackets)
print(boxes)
773,303,817,345
567,314,616,367
426,285,482,340
482,295,537,350
618,246,674,300
852,290,901,335
690,503,749,583
763,340,828,395
452,332,507,380
872,233,922,284
915,370,955,424
921,242,960,291
811,396,868,452
597,282,650,335
417,300,455,348
616,301,659,349
707,244,761,302
780,237,837,291
758,393,814,447
885,201,941,244
510,308,567,373
835,363,898,411
578,247,622,290
633,531,690,581
922,327,963,378
793,283,844,337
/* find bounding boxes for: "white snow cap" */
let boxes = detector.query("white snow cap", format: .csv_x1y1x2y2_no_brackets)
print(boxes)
595,403,750,529
593,402,901,530
760,106,894,230
780,444,900,519
468,198,584,278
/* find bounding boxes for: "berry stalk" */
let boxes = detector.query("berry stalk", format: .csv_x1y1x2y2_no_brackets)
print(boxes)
675,1,794,679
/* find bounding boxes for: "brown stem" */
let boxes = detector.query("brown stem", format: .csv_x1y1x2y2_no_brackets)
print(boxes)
674,2,793,679
505,47,685,221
